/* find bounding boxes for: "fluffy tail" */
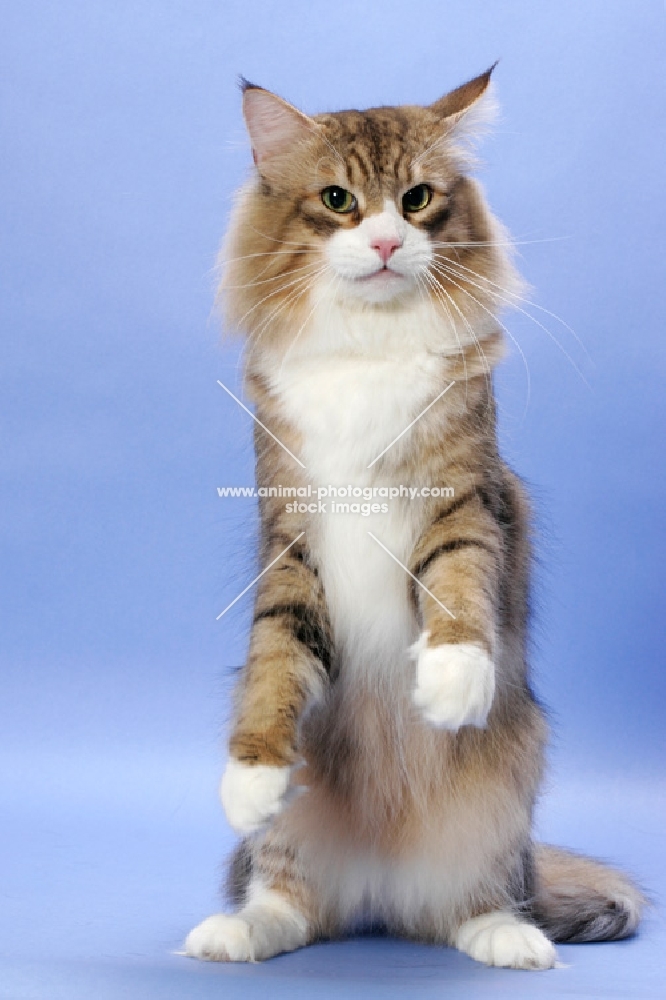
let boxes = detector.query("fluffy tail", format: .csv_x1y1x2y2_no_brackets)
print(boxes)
532,844,646,943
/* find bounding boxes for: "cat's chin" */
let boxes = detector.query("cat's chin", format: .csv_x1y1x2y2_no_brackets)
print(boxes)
340,269,415,306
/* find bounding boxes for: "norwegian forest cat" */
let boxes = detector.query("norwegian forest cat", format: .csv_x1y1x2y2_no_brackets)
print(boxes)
184,68,644,969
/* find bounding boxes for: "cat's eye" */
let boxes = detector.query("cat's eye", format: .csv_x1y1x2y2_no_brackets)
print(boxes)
321,186,357,214
402,184,433,213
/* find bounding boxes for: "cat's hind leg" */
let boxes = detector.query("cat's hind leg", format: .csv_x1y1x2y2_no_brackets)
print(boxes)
184,881,311,962
184,833,316,963
455,911,557,970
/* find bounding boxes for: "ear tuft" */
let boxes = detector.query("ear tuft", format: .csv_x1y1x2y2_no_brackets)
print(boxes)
238,75,262,95
431,64,498,120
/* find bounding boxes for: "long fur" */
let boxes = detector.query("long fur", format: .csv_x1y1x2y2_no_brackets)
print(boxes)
185,70,646,968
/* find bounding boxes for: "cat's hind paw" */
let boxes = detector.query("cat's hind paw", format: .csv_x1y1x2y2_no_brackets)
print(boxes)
411,636,495,731
184,913,252,962
184,888,310,963
220,759,292,835
455,912,557,970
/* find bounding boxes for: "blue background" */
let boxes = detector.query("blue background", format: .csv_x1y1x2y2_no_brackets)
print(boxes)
1,1,664,997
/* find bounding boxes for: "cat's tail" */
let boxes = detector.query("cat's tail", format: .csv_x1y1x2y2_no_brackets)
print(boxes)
532,843,647,943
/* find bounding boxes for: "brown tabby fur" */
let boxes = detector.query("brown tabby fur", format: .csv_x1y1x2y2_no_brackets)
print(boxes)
209,69,644,956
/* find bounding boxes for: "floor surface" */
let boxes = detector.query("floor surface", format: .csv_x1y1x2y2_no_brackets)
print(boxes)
1,754,663,999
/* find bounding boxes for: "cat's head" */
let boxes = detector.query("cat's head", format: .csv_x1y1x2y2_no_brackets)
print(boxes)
223,68,519,354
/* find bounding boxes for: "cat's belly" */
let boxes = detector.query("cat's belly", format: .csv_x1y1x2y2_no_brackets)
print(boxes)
275,752,533,937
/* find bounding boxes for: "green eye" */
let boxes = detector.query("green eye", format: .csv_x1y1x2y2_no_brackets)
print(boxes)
321,186,356,213
402,184,432,213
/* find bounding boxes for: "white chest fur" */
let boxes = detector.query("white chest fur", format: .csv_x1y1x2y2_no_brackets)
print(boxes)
270,350,445,472
262,316,449,672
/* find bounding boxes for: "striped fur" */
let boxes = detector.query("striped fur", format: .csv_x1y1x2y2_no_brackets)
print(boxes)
185,69,646,968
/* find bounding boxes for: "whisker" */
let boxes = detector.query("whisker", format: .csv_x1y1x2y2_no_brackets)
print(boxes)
410,121,460,169
420,270,483,409
219,250,313,265
432,259,590,387
250,271,329,350
429,264,532,416
437,255,593,365
422,270,494,404
246,278,313,343
217,249,317,303
429,236,572,249
247,225,320,249
318,270,343,352
419,270,472,388
278,266,335,375
224,259,325,289
240,272,323,380
233,265,329,333
308,127,346,170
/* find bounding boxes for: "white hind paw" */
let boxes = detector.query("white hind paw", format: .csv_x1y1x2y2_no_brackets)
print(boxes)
184,887,310,963
184,913,252,962
411,635,495,731
455,912,557,970
220,759,291,834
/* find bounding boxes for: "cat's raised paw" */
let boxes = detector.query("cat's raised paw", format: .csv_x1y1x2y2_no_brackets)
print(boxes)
184,913,252,962
411,637,495,731
220,759,292,834
455,912,557,970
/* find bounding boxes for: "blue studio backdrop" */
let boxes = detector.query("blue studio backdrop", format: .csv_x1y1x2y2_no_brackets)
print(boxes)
1,2,664,998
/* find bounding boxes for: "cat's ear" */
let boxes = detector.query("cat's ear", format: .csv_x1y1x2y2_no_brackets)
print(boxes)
241,80,318,175
430,64,497,120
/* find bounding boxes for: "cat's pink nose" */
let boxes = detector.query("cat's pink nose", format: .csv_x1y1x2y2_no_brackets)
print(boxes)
371,237,402,265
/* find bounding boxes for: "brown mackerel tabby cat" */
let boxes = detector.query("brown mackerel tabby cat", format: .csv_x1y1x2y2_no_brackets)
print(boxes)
185,67,644,969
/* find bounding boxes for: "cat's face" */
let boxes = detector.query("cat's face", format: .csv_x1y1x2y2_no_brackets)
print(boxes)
306,109,452,306
224,70,516,349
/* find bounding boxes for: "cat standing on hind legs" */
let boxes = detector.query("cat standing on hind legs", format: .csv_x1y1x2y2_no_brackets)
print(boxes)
185,66,645,969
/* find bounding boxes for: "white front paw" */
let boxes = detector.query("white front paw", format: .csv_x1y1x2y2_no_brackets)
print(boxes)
220,759,292,835
411,635,495,731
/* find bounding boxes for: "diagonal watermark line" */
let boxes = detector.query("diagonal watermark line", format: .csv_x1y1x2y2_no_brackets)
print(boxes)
217,380,306,469
216,532,305,620
367,380,456,469
367,531,456,620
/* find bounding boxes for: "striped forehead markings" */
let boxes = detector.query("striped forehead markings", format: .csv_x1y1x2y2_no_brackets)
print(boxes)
339,113,412,190
346,148,371,183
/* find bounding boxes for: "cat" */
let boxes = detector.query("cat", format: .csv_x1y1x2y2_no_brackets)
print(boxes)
184,67,645,970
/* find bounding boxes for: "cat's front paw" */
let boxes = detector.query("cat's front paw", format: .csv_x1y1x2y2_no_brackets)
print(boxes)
411,635,495,731
220,759,292,834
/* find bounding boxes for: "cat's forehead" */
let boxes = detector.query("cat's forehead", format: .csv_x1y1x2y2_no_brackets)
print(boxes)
312,106,450,195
